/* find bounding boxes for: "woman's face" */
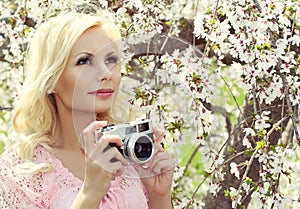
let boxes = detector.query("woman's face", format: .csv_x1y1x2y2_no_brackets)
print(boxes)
54,26,121,114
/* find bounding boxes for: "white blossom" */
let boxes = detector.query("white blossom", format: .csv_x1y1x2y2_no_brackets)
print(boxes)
230,162,240,180
254,111,271,131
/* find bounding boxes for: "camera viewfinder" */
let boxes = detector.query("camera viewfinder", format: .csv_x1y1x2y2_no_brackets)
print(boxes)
138,122,149,132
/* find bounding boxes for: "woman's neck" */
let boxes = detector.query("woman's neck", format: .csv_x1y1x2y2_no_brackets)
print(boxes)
52,106,96,150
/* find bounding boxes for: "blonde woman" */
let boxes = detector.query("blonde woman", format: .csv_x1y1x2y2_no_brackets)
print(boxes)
0,12,175,209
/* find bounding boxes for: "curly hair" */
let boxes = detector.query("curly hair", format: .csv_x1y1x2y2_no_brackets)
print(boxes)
12,12,121,174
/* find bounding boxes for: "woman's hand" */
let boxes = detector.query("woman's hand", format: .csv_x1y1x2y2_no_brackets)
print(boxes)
135,128,175,209
71,121,127,209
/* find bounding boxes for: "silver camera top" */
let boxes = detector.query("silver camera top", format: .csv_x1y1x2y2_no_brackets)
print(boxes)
101,119,153,138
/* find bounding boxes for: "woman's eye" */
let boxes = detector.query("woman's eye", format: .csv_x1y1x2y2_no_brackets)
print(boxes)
76,56,92,65
105,55,119,65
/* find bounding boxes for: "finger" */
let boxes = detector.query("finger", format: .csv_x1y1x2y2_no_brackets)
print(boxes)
80,121,108,150
156,143,164,152
88,148,126,174
153,127,164,143
152,158,176,174
110,161,125,175
134,163,153,178
149,151,175,173
151,143,164,158
86,134,122,156
103,147,128,166
85,135,124,165
139,143,164,169
83,121,108,139
101,160,124,174
97,134,123,148
148,151,169,169
134,144,172,178
96,136,123,160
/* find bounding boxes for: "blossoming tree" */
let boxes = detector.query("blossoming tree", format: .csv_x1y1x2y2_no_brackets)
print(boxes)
0,0,299,208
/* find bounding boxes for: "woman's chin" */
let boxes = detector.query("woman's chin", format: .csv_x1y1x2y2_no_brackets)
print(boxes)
95,107,112,114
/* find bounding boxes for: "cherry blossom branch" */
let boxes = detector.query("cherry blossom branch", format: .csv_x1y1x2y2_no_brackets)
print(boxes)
287,10,297,53
200,0,220,66
289,105,299,145
264,115,291,142
252,0,262,12
215,71,245,125
192,0,201,47
233,115,290,209
209,104,232,135
279,73,300,144
174,141,203,189
276,10,299,144
0,106,13,111
186,149,252,209
251,0,300,146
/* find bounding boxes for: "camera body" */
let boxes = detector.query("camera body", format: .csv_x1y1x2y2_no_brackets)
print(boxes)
100,119,154,164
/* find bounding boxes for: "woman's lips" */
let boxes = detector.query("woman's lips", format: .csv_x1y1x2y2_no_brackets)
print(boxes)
88,88,114,98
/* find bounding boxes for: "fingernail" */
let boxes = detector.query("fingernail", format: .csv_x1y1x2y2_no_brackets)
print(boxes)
101,121,108,125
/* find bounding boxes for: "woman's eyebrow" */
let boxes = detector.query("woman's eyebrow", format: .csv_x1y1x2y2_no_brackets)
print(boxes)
105,51,118,57
74,51,93,58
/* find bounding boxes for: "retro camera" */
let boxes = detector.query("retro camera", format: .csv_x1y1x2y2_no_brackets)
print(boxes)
100,119,154,164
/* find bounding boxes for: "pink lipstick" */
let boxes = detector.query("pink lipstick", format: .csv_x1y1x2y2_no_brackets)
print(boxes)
88,88,114,98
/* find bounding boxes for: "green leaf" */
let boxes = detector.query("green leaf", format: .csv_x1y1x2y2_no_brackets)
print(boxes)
202,170,211,177
0,141,4,154
244,177,252,184
224,189,230,197
255,141,267,149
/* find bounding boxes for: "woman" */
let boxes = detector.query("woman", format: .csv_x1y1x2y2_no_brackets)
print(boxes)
0,12,175,209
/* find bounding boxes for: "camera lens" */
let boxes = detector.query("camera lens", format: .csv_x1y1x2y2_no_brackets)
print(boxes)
125,133,154,164
134,136,153,159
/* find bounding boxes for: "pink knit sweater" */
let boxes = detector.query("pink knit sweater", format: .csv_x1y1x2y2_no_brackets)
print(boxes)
0,146,148,209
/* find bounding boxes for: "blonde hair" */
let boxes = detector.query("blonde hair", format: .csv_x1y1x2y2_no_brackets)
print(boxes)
12,12,121,174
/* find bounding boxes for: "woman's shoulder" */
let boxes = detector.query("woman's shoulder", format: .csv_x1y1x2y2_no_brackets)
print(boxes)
0,144,82,208
0,144,58,185
33,145,60,164
0,144,59,168
0,145,52,207
0,144,72,191
0,144,22,166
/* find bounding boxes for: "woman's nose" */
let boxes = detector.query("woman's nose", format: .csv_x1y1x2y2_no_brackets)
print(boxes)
96,67,112,81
